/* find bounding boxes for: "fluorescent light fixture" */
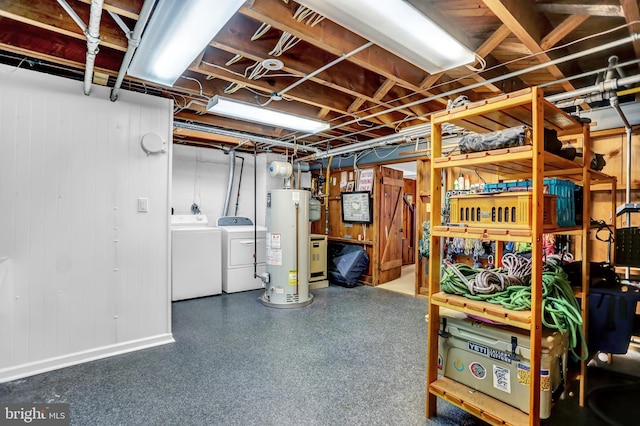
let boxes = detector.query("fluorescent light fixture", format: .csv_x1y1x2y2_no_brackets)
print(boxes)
296,0,475,73
207,96,330,134
128,0,245,86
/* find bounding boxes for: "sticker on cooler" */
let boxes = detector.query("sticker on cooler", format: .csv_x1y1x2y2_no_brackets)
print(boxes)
453,358,464,372
517,363,551,391
517,363,530,386
493,365,511,393
468,341,512,364
469,362,487,379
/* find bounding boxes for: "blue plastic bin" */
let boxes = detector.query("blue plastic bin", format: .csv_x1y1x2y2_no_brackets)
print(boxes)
484,178,577,227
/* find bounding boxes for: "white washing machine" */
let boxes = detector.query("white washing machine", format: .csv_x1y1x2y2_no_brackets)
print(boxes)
171,214,222,301
217,216,266,293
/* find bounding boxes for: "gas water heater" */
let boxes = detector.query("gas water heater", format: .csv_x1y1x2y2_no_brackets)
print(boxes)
259,188,314,308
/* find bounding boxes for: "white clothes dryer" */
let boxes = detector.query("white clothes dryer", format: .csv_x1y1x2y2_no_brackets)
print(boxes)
216,216,266,293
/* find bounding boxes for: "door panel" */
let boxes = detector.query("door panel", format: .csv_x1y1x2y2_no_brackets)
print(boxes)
379,167,404,276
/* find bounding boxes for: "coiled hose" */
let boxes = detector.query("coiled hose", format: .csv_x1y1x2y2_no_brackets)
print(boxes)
440,261,587,360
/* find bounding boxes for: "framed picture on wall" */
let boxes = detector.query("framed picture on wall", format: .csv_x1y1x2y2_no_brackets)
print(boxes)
346,181,355,192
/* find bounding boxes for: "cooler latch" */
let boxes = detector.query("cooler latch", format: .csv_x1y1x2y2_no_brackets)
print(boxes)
439,317,450,338
510,336,521,361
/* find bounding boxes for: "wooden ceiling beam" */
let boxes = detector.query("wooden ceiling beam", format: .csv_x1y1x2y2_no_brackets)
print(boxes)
77,0,142,19
211,15,420,119
620,0,640,64
476,24,511,58
0,0,128,52
240,0,428,91
482,0,583,96
540,14,590,50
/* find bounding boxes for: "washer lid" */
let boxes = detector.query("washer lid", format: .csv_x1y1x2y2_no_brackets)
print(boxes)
171,214,209,226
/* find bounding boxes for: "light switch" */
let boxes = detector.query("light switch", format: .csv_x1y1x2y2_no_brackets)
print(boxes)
138,198,149,212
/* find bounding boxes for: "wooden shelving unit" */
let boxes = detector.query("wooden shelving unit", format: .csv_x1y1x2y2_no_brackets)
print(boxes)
425,87,615,425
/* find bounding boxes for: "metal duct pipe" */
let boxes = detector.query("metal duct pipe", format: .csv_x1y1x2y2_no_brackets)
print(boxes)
294,161,310,172
110,0,157,101
174,121,321,153
83,0,104,95
223,150,236,217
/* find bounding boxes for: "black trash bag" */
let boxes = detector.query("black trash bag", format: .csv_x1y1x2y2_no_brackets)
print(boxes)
328,243,370,287
544,128,563,153
590,262,620,289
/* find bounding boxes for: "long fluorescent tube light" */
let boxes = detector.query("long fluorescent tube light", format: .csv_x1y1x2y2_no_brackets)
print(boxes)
296,0,475,73
128,0,245,86
207,96,330,134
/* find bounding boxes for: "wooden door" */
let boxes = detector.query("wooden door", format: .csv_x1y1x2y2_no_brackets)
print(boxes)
378,166,404,283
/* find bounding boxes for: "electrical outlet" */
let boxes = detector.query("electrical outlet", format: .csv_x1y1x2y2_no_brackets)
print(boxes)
138,198,149,212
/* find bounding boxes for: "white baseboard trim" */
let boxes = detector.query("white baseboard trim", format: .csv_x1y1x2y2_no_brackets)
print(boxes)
0,333,175,383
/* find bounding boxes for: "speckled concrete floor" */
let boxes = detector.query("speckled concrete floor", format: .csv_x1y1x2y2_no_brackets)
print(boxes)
0,285,637,425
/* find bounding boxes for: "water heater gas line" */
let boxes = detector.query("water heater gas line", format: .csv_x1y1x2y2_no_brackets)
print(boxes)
295,201,299,295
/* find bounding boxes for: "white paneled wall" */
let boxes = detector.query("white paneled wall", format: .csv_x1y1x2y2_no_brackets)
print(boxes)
172,145,261,224
171,147,305,227
0,65,174,382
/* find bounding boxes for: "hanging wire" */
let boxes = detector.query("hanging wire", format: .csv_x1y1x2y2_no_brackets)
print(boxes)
251,22,271,40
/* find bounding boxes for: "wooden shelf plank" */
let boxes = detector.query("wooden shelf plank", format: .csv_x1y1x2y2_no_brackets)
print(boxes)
429,377,529,426
433,146,533,170
431,144,602,184
431,225,583,242
432,89,582,134
431,292,531,329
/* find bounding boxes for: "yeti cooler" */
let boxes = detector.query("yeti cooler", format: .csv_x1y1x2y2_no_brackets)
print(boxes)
437,315,568,419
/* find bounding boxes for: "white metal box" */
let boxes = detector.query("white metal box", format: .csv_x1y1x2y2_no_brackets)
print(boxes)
309,234,327,282
438,315,568,419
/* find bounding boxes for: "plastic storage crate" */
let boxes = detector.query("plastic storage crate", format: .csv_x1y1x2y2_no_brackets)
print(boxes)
484,178,577,227
449,192,557,229
437,315,568,419
615,227,640,267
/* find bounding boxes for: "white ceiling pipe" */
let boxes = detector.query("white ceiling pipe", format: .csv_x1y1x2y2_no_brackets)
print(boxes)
83,0,104,95
538,58,640,89
56,0,103,95
293,33,640,142
277,42,374,97
110,0,157,101
546,73,640,104
305,43,640,162
173,121,321,153
56,0,87,32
